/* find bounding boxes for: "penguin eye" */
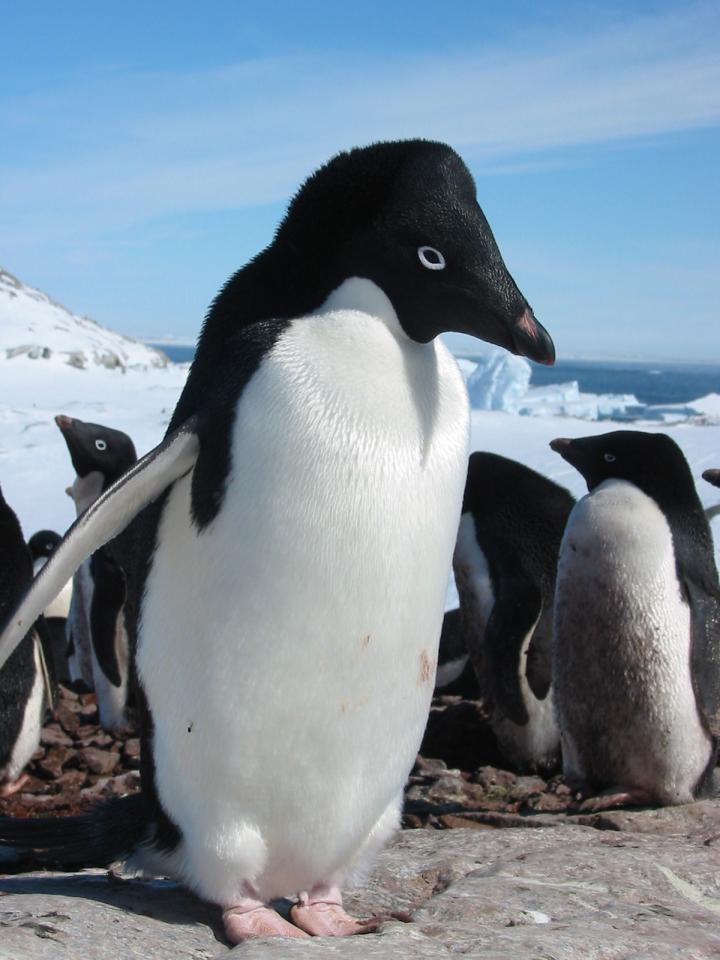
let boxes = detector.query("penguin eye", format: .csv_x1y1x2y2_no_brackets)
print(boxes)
603,453,616,463
95,439,107,451
418,246,446,271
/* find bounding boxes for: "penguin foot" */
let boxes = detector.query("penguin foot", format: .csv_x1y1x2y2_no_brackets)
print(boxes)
291,885,380,937
0,773,30,797
578,786,653,811
223,904,310,943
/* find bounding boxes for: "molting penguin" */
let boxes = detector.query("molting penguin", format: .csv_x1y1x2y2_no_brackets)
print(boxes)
550,431,720,808
0,487,48,796
0,140,554,942
452,452,574,772
27,530,72,684
56,415,137,729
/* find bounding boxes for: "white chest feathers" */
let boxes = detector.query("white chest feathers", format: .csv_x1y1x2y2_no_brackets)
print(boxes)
138,280,471,903
553,479,712,803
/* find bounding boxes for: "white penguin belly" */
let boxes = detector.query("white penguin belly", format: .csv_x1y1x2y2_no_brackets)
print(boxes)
138,296,469,904
554,479,712,803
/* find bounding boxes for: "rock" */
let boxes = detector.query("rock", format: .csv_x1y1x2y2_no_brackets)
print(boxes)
122,739,140,763
36,747,73,781
3,814,720,958
77,749,120,776
54,703,81,736
39,725,72,749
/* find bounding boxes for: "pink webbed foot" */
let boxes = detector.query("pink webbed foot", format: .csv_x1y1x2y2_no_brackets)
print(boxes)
290,885,381,937
0,773,30,797
578,786,653,812
223,903,311,943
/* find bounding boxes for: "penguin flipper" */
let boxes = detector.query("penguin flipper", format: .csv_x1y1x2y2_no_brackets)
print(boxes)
483,578,543,726
0,417,200,673
525,607,553,702
89,550,127,687
685,577,720,738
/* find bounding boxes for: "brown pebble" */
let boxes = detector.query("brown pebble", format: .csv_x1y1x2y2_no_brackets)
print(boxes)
58,770,89,791
40,725,73,748
78,747,120,776
438,814,494,830
56,703,81,735
37,746,74,780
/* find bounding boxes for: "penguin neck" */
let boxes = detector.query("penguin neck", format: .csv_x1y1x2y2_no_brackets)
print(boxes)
319,277,408,342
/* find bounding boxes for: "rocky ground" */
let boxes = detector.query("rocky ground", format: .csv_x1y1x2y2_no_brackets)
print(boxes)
1,686,720,958
0,686,580,827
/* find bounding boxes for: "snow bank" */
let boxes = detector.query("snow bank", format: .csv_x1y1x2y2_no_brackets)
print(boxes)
0,268,167,372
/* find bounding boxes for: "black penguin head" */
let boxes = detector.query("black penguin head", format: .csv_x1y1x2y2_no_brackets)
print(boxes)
549,431,694,496
55,415,137,483
704,468,720,489
27,529,61,561
275,140,555,363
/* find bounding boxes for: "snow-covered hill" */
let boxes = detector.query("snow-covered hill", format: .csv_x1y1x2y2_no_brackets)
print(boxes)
0,268,188,538
0,268,167,371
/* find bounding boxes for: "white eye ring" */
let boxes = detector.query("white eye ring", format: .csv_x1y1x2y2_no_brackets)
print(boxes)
95,439,107,451
418,246,446,270
603,453,616,463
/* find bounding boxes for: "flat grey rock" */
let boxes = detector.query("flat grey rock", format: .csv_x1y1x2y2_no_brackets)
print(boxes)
2,807,720,959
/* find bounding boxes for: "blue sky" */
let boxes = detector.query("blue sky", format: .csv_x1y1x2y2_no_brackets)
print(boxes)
1,1,719,361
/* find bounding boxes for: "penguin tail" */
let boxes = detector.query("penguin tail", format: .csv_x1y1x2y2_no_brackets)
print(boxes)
0,793,147,870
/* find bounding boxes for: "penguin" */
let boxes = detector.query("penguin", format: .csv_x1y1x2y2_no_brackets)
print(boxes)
27,531,72,684
550,431,720,809
0,140,555,942
452,452,574,773
56,415,137,729
702,469,720,522
0,487,48,796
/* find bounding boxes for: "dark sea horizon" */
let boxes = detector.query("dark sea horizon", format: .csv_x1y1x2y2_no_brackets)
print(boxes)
149,344,720,407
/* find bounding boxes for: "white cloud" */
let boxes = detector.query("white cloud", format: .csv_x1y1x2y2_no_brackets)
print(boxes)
0,3,718,243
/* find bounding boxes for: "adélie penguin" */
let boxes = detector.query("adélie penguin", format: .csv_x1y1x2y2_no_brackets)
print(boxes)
56,415,137,729
550,431,720,809
27,530,72,684
0,487,49,796
453,452,574,773
0,140,554,942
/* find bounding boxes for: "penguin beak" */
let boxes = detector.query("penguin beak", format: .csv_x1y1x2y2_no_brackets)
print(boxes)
703,468,720,488
55,414,75,434
509,307,555,366
549,437,575,463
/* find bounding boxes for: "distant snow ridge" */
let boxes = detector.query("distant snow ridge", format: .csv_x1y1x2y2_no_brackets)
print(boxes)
0,268,167,372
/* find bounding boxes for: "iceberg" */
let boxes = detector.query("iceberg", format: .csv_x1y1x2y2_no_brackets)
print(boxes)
465,350,531,413
456,350,715,424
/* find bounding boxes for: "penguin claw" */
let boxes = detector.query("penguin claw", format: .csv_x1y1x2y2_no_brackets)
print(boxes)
0,773,30,797
222,905,310,942
577,787,652,811
290,899,381,937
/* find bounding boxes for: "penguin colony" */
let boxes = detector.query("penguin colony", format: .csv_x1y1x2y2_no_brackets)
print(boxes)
0,139,717,943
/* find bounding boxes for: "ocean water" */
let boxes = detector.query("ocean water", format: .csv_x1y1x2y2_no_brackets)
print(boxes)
151,344,719,407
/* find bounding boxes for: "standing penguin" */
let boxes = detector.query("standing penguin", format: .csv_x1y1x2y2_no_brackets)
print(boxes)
56,415,137,729
0,487,48,796
453,452,574,772
27,530,72,684
0,140,554,942
550,431,720,808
